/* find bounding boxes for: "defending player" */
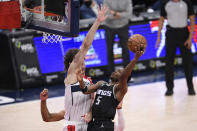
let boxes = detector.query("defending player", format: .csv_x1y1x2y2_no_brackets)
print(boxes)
40,89,125,131
40,5,108,131
76,44,145,131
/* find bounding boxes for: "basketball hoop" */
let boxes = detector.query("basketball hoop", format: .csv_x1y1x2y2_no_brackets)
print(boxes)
42,32,63,43
41,15,65,43
20,0,79,39
24,5,66,43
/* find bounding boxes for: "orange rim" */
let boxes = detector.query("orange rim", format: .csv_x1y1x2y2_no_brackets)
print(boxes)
24,7,58,16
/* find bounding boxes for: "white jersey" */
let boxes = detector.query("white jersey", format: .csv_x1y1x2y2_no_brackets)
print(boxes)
64,77,93,122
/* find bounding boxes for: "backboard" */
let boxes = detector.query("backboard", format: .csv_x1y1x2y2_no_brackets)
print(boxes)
20,0,80,37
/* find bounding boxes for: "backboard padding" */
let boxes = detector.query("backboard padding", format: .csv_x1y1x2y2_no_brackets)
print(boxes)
21,0,80,37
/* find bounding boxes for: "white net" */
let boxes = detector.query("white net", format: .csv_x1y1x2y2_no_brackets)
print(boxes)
20,0,73,42
42,16,65,43
42,32,63,43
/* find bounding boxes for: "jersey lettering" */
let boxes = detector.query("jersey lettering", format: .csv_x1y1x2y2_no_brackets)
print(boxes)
96,89,112,96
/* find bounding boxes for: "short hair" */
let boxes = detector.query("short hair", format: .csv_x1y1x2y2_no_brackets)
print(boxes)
64,48,79,72
110,76,119,83
110,72,119,83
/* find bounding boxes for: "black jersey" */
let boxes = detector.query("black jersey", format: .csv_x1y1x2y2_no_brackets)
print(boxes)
92,82,120,120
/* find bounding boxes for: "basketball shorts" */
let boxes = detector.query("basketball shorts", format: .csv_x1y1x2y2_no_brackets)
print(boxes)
87,119,114,131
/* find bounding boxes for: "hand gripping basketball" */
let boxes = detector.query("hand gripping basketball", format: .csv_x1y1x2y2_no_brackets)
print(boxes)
127,34,147,54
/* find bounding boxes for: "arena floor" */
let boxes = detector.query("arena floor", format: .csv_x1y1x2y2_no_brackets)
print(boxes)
0,76,197,131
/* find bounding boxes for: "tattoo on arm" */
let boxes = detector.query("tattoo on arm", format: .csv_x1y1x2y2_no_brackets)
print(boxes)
79,81,104,94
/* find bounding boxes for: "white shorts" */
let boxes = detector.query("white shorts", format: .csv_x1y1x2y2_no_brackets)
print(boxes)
62,121,88,131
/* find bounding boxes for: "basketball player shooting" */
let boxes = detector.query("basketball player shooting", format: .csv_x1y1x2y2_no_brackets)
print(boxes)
76,44,145,131
40,5,108,131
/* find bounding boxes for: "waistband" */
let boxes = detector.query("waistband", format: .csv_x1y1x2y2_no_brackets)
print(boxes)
92,117,112,122
64,120,87,126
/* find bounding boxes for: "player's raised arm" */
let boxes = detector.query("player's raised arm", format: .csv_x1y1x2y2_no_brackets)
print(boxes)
115,44,144,101
69,5,108,71
40,89,65,122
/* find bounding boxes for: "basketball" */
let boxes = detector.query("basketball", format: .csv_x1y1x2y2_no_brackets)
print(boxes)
127,34,147,53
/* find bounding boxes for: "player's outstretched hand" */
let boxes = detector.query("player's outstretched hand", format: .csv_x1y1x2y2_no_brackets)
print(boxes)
81,112,92,123
97,4,108,23
40,88,48,101
135,44,145,58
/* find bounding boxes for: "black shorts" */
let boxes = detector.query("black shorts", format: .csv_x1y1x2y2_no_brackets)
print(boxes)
87,119,114,131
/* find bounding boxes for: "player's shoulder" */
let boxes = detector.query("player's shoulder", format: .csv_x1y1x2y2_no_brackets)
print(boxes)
98,80,107,85
100,82,115,89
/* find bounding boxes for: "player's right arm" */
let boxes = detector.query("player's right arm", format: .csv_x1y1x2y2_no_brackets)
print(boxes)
40,89,65,122
68,5,108,72
84,81,104,93
76,69,104,93
115,45,144,101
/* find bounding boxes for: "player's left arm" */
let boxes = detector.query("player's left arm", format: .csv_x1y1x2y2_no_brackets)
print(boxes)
68,5,108,73
79,79,104,94
115,45,144,101
41,110,65,122
40,89,65,122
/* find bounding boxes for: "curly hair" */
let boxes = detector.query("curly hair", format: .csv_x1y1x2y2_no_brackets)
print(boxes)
64,48,79,72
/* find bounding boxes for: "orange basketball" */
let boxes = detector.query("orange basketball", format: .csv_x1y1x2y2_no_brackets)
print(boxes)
127,34,147,53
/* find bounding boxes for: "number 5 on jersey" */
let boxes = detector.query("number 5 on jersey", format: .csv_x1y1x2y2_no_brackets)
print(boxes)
95,96,102,105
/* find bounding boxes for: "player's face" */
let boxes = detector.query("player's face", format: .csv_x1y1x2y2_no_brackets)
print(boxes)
115,69,123,78
110,69,124,82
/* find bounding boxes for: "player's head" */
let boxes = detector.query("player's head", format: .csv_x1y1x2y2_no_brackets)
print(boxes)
64,48,79,72
110,69,124,83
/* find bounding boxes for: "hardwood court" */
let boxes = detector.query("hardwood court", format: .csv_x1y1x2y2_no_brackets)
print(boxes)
0,77,197,131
